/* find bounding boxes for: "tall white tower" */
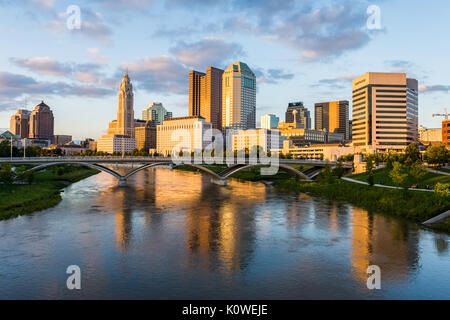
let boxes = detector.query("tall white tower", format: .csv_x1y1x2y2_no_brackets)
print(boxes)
117,73,134,137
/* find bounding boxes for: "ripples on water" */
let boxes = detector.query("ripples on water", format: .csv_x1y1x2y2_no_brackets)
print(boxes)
0,167,449,299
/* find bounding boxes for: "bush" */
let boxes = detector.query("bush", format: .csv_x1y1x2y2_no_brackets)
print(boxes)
0,163,14,184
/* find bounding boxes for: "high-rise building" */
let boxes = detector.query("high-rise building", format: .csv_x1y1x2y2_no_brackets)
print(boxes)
54,135,72,146
222,62,256,130
351,72,419,152
261,114,279,130
285,102,311,129
189,67,224,130
315,101,350,140
29,101,54,142
117,74,134,137
156,116,212,156
135,121,157,151
142,102,172,124
10,109,31,138
98,74,137,154
418,125,442,144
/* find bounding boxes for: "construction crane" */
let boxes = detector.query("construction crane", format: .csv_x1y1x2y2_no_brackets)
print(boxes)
432,108,449,120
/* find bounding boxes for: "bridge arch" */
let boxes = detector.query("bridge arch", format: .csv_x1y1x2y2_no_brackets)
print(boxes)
220,164,311,181
123,162,175,180
28,162,122,180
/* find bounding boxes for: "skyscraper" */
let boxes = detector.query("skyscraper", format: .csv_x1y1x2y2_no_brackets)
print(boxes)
189,67,224,130
285,102,311,129
261,114,279,129
315,101,350,140
97,74,137,154
351,72,418,152
10,109,31,138
29,101,54,142
222,62,256,130
117,73,134,137
142,102,172,124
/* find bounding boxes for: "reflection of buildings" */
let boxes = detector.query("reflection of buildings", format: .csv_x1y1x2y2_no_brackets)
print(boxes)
350,207,419,283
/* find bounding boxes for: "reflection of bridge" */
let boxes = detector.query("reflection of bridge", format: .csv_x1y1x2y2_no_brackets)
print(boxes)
0,157,352,186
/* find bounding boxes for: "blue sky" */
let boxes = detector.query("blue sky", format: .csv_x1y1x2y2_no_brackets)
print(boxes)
0,0,449,139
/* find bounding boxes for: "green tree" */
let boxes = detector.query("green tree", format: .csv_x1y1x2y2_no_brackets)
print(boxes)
424,144,450,166
404,143,421,165
0,163,15,184
389,162,408,190
332,160,345,178
385,156,394,171
409,163,427,186
368,171,375,186
434,183,449,206
318,165,335,184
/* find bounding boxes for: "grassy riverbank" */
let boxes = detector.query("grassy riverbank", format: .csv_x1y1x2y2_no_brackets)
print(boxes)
273,179,450,233
0,166,99,220
350,167,450,189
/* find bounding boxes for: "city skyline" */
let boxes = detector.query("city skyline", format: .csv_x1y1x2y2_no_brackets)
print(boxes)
0,1,449,139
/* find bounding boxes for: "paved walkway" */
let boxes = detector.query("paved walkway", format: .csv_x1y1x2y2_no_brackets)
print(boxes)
426,168,450,176
341,177,434,192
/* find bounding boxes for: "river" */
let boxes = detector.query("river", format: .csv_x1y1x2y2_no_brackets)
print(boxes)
0,167,449,299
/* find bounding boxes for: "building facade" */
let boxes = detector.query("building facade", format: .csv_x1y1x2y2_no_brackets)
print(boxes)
277,122,344,147
222,62,256,130
10,109,31,138
282,140,360,161
443,120,450,148
189,67,224,130
156,116,212,156
142,102,172,124
418,125,442,144
230,129,283,152
29,101,54,143
54,135,72,146
352,72,419,153
285,102,311,129
315,100,350,140
98,74,137,153
135,121,157,151
97,135,137,154
116,74,134,137
260,114,279,130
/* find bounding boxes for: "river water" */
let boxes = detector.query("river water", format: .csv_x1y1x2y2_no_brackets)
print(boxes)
0,167,449,299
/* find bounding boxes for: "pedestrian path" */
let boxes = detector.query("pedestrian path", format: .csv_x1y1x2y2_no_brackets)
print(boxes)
426,168,450,176
341,177,434,192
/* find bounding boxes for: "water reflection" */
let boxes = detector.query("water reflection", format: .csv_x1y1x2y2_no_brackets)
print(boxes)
0,166,448,299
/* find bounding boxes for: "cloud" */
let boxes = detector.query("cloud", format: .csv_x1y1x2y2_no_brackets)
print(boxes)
255,68,294,85
169,38,246,70
120,56,189,94
10,57,72,76
419,85,450,93
0,71,115,103
385,60,415,73
312,74,357,89
154,1,375,62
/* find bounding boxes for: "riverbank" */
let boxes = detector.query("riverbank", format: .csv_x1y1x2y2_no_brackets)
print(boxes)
273,179,450,233
0,166,99,220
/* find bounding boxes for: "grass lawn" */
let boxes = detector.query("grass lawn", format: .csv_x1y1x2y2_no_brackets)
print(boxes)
350,167,450,189
0,166,99,220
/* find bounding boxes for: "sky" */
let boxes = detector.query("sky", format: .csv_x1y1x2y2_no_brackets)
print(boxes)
0,0,449,139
